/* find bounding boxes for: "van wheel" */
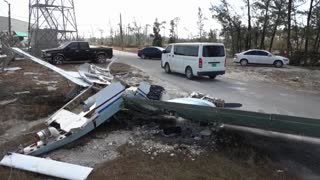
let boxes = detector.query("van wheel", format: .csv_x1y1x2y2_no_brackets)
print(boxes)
209,75,216,79
165,63,171,73
185,67,194,79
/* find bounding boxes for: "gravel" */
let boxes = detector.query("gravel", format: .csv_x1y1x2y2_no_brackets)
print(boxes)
47,124,208,167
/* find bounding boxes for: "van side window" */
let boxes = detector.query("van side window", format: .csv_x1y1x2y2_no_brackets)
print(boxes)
203,45,225,57
174,45,199,57
165,45,172,53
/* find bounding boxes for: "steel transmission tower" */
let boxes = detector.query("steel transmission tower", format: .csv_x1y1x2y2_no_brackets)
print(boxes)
28,0,78,55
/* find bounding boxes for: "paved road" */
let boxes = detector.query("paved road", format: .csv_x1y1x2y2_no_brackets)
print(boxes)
115,50,320,119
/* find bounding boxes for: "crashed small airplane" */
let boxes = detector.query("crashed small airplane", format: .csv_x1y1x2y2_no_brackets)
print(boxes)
11,48,172,156
1,48,220,179
1,48,320,179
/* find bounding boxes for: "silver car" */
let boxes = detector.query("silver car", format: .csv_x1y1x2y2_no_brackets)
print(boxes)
233,49,289,68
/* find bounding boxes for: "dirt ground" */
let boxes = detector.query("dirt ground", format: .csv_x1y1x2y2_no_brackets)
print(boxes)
0,58,306,179
225,59,320,93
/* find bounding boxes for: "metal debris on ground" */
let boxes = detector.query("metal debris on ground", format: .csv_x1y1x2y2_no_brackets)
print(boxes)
147,85,165,100
190,92,225,107
0,98,17,106
20,82,126,156
78,63,114,85
0,153,93,180
12,48,91,87
3,67,22,71
0,32,18,72
14,91,30,95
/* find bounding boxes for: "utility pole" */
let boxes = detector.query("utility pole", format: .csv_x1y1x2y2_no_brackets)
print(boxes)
4,0,11,35
119,13,124,50
98,29,104,45
287,0,292,57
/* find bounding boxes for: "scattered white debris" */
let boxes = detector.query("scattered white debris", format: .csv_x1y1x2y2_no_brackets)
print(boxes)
0,98,17,106
24,72,40,75
36,80,58,85
4,67,22,71
47,86,57,91
12,48,91,87
291,76,300,82
14,91,30,95
47,124,206,167
277,169,284,173
140,139,203,157
200,128,212,136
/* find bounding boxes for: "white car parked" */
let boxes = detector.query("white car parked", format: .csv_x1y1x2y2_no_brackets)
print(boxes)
233,49,289,68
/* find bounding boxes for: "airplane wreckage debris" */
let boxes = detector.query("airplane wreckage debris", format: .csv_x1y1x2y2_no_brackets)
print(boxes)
0,153,93,180
1,48,320,179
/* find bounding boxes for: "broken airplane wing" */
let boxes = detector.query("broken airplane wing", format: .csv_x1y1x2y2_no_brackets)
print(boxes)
0,153,93,180
11,48,91,87
22,82,125,156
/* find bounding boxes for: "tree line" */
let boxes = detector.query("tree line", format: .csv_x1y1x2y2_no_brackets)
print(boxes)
90,0,320,65
211,0,320,61
89,8,219,48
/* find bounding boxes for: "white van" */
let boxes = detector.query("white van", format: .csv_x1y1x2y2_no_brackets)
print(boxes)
161,43,226,79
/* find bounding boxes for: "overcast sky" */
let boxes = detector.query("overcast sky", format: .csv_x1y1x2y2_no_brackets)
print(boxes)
0,0,229,38
0,0,309,38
